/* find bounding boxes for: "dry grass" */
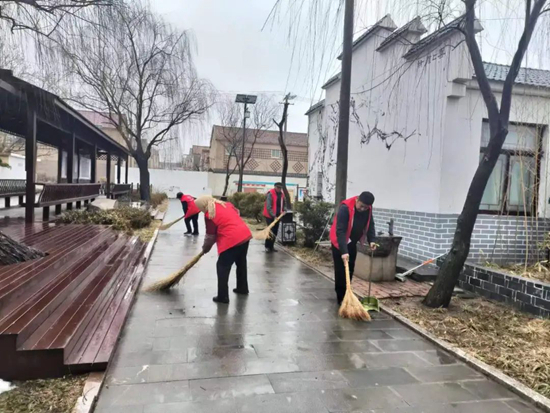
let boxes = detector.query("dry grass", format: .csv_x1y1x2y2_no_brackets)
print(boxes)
243,217,265,232
484,261,550,284
157,199,169,213
0,375,87,413
135,219,161,242
384,297,550,398
286,244,334,272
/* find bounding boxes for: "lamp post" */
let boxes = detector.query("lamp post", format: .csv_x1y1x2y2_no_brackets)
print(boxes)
235,94,257,192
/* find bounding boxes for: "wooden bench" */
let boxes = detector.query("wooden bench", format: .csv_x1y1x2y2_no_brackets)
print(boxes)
109,183,132,199
36,183,101,220
0,179,26,208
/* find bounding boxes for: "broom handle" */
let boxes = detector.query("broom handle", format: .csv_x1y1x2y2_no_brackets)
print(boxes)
344,260,351,290
368,248,373,298
161,215,184,229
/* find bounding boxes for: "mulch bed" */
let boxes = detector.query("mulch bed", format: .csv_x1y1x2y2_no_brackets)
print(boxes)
0,375,87,413
384,297,550,398
484,261,550,284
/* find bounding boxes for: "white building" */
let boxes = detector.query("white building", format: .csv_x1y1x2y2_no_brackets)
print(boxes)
307,15,550,264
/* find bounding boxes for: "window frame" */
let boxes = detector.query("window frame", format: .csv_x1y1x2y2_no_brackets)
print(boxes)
271,149,281,159
479,120,545,217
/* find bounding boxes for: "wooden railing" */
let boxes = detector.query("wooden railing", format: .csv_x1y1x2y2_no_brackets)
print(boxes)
110,184,132,199
0,179,26,208
36,183,101,220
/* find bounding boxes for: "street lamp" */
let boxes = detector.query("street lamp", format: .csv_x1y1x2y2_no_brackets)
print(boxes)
235,94,257,192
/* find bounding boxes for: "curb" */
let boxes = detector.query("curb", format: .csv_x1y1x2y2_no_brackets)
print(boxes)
279,244,550,413
72,372,104,413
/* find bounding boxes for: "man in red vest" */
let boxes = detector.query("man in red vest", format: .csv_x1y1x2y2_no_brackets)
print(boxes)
330,192,376,304
262,182,286,252
196,195,252,304
177,192,200,236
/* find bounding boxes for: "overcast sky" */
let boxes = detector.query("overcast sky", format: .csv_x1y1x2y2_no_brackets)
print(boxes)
150,0,550,154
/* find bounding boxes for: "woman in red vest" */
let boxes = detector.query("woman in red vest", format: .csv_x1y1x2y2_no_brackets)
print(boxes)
329,192,376,304
195,195,252,304
177,192,200,236
262,182,286,252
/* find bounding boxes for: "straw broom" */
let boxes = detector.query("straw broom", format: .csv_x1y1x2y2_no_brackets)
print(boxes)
159,215,185,231
253,212,286,240
145,251,205,291
338,260,371,321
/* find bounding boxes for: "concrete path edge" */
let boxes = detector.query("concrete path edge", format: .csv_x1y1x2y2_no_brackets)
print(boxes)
279,243,550,413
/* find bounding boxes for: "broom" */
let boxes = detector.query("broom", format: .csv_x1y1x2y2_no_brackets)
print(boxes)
159,215,185,231
253,212,286,240
338,260,371,321
145,251,205,291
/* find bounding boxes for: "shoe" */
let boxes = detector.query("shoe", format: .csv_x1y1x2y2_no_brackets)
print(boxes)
192,232,199,236
272,248,278,252
233,288,249,295
265,248,272,253
213,296,229,304
184,232,192,236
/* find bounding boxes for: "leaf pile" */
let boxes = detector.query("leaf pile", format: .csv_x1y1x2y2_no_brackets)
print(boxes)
484,261,550,283
384,297,550,397
0,375,86,413
59,207,152,233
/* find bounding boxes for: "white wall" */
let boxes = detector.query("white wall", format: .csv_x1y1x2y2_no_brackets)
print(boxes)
208,172,307,199
126,168,211,197
0,154,26,179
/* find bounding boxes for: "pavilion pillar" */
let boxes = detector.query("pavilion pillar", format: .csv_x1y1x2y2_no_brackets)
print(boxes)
106,152,112,197
57,144,63,183
76,146,81,183
125,155,129,184
117,156,122,184
91,144,97,183
25,110,37,223
67,133,75,183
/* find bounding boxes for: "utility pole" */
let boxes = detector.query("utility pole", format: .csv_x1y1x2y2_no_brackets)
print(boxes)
235,94,257,192
334,0,354,205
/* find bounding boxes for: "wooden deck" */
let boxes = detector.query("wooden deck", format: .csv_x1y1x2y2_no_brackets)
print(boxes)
0,222,147,379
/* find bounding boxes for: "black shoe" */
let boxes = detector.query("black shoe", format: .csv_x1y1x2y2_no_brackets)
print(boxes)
272,248,278,252
233,288,249,295
192,232,199,236
265,248,272,253
184,232,192,236
213,296,229,304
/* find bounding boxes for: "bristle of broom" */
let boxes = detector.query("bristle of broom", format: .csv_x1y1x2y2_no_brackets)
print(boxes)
159,215,185,231
338,289,371,321
145,252,204,291
252,212,285,240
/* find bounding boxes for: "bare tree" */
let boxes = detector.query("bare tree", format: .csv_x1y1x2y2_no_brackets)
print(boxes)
273,94,292,207
216,95,279,196
424,0,549,308
46,0,212,200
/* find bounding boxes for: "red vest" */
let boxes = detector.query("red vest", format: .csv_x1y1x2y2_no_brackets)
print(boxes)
181,194,200,218
206,203,252,255
329,196,372,250
263,188,284,218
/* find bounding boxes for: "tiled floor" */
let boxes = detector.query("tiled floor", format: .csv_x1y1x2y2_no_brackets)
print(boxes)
94,200,541,413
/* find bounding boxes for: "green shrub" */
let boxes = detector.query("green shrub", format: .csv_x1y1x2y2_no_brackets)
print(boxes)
295,198,334,248
150,192,168,208
229,192,265,222
59,207,152,233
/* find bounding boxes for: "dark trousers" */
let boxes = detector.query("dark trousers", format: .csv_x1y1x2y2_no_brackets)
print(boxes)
216,241,249,300
332,243,357,304
184,214,199,234
264,217,280,250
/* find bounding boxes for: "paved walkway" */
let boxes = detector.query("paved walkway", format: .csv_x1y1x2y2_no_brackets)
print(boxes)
95,200,540,413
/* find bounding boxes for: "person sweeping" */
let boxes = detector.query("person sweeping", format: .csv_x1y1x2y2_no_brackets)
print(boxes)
196,195,252,304
176,192,200,236
330,191,376,305
262,182,286,252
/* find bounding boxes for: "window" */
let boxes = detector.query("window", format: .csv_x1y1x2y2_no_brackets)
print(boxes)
80,156,91,180
480,121,541,215
61,151,67,179
271,149,281,159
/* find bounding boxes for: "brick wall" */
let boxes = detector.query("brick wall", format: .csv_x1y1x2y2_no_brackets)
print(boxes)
459,264,550,318
373,208,550,264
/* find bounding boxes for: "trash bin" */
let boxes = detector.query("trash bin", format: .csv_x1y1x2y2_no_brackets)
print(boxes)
354,236,402,282
278,212,296,245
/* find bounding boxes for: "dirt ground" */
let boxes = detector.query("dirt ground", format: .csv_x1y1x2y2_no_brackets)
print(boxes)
0,375,87,413
384,297,550,398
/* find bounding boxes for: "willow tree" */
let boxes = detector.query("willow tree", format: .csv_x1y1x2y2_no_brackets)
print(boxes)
48,0,212,200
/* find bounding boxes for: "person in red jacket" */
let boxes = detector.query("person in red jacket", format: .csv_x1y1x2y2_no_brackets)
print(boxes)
262,182,286,252
176,192,200,236
195,195,252,304
330,192,377,304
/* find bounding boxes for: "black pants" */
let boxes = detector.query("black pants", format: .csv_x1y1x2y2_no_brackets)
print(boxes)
184,214,199,234
264,217,280,250
216,241,249,300
332,243,357,304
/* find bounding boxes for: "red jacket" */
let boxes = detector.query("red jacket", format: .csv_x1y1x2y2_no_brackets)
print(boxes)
263,188,285,218
206,203,252,255
181,194,200,218
329,196,372,250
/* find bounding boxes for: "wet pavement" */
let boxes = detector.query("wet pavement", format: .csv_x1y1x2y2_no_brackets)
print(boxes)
94,200,541,412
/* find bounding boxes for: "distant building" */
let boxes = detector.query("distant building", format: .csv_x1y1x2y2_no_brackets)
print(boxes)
208,125,308,199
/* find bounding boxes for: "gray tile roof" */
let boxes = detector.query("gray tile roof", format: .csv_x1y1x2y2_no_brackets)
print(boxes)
212,125,308,147
337,14,397,60
482,62,550,88
321,73,341,89
377,16,427,52
305,99,325,116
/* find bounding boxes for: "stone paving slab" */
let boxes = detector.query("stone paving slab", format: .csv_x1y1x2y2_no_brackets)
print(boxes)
94,200,542,413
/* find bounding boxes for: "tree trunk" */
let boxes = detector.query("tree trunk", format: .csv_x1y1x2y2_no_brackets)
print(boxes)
136,157,151,201
0,231,45,265
280,142,291,208
424,128,509,308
